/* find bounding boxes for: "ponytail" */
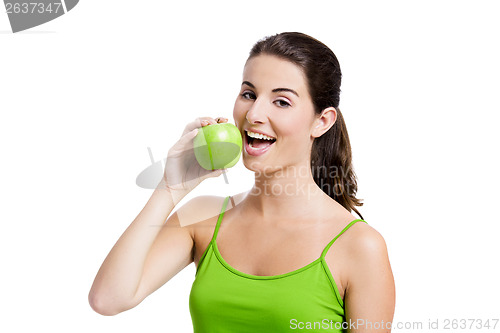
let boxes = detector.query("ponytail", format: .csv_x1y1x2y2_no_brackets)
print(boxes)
311,108,364,219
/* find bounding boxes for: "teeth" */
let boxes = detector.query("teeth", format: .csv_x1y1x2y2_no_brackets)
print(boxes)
246,131,275,141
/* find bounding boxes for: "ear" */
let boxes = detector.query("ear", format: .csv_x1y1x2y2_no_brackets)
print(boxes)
311,107,337,138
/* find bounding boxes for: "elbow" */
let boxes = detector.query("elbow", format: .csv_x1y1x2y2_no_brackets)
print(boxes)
88,290,132,316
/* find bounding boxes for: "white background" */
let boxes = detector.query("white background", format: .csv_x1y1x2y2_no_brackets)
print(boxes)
1,1,499,332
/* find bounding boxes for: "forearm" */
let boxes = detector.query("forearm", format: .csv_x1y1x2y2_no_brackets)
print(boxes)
88,185,187,314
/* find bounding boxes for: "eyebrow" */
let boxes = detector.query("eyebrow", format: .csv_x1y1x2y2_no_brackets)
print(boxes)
242,81,299,97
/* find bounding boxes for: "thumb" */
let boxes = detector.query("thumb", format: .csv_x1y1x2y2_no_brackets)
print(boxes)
176,128,199,148
168,128,199,158
187,128,199,140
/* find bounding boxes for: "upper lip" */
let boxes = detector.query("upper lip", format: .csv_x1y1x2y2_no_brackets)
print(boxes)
244,128,276,139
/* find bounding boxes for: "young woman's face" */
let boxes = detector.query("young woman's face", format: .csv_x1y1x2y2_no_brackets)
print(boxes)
233,54,318,172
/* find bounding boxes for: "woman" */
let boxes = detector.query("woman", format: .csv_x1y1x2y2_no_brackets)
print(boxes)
89,32,395,332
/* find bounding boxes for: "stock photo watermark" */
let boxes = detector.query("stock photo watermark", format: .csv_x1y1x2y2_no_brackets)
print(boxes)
3,0,79,33
289,318,499,331
249,163,357,198
136,147,357,198
136,146,360,228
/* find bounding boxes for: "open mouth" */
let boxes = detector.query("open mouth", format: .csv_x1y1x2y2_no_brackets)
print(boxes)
245,131,277,150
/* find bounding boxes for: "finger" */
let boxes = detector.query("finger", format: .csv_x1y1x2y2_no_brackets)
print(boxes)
215,117,229,123
168,128,198,157
182,117,219,135
203,117,227,125
170,128,199,153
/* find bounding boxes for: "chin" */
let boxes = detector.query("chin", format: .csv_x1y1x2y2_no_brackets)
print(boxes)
243,159,274,173
243,158,291,176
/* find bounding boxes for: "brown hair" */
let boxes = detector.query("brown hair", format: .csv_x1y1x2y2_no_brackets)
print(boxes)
248,32,364,219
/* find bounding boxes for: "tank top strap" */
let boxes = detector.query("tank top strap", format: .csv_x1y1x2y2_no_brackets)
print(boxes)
320,219,368,259
211,196,231,242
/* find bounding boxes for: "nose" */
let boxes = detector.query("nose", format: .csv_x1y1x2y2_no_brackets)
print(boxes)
245,99,267,125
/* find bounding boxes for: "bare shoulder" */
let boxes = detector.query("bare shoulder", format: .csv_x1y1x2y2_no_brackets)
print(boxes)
173,195,225,224
342,221,388,258
171,195,227,234
172,191,245,237
338,221,393,287
341,221,396,319
176,191,248,266
323,217,389,267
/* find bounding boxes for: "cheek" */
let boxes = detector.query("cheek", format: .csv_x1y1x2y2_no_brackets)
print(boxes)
278,116,309,138
232,99,244,125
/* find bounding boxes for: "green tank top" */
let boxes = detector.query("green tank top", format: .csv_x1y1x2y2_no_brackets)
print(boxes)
189,196,367,332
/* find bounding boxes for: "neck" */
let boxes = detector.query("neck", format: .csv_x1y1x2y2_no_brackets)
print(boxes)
243,161,329,220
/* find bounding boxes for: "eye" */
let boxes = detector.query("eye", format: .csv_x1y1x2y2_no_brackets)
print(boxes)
241,91,256,100
274,99,291,108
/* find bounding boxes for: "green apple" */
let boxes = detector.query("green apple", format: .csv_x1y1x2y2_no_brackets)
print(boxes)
193,123,243,170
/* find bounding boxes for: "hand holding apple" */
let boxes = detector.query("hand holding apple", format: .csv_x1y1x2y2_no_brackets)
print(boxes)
193,122,243,170
161,117,231,194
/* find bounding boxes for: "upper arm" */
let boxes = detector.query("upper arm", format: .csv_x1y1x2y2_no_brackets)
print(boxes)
132,195,222,305
344,226,396,332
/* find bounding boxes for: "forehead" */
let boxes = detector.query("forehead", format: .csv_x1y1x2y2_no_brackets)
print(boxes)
243,55,307,92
